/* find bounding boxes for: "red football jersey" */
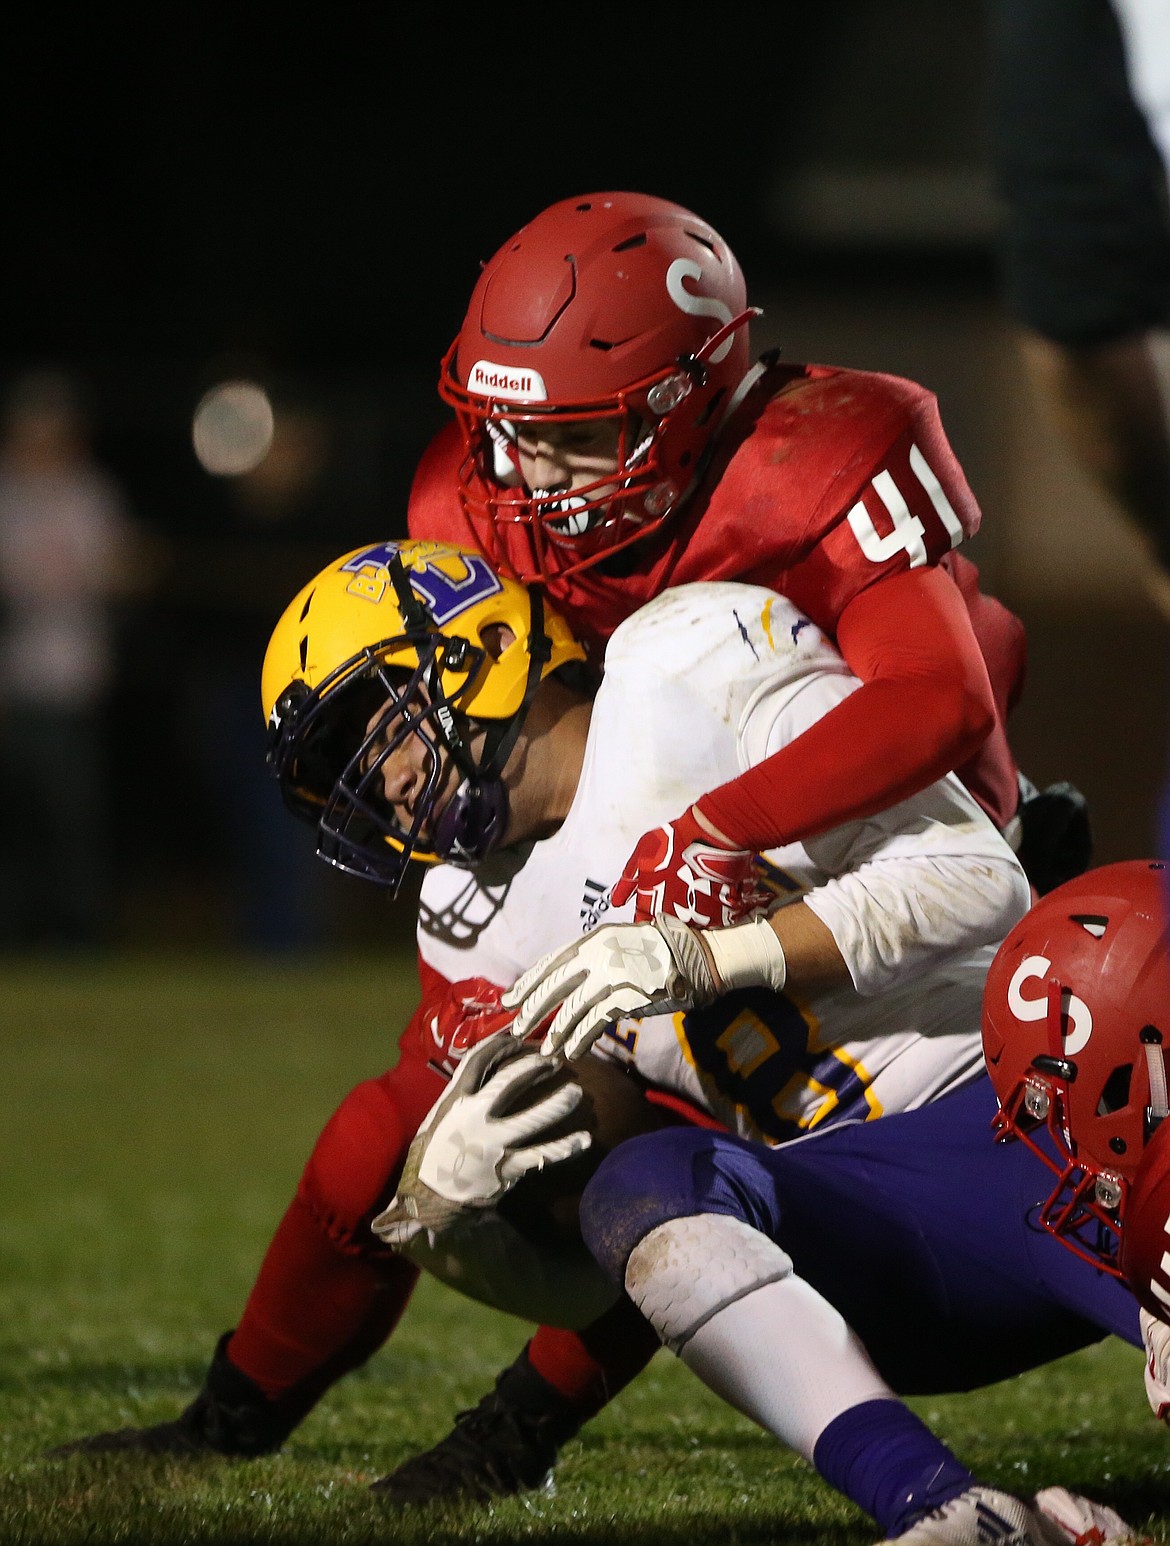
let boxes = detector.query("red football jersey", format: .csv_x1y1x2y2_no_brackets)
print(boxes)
407,359,1025,829
411,361,976,635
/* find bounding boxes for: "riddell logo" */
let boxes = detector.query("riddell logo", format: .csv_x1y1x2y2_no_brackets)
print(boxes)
467,360,548,402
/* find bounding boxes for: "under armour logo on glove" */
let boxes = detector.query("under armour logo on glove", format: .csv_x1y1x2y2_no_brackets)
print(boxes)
504,914,722,1060
612,806,772,927
434,1130,488,1194
604,933,670,975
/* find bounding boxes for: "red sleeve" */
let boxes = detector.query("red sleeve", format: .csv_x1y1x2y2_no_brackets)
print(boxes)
943,551,1027,721
406,420,479,545
696,566,1001,848
393,953,453,1061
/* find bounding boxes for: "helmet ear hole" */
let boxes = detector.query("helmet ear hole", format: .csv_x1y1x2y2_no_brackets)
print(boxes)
479,622,517,663
695,387,727,430
1097,1063,1133,1117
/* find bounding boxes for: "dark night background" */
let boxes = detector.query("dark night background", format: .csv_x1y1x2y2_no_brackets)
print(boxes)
1,2,1165,952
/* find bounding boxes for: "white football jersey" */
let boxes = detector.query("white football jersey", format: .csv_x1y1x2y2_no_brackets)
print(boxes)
417,580,1028,1145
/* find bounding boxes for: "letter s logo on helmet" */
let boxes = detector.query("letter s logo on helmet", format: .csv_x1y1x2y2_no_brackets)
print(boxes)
439,192,759,585
1004,955,1093,1056
665,259,735,361
981,859,1170,1276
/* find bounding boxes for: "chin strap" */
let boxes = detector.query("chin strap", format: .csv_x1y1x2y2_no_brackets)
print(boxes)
432,584,555,866
385,548,484,781
387,549,435,634
1145,1030,1170,1141
478,585,552,784
676,307,763,383
666,343,772,522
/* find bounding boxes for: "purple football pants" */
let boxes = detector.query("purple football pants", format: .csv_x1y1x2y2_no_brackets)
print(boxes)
579,1074,1141,1393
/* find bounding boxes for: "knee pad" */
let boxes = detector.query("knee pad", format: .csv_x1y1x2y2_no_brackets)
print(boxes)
625,1214,793,1355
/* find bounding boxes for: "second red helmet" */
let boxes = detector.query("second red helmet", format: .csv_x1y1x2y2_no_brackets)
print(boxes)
981,859,1170,1275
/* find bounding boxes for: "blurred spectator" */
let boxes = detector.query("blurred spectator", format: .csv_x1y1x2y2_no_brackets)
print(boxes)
990,0,1170,863
0,368,153,947
172,380,362,952
989,0,1170,612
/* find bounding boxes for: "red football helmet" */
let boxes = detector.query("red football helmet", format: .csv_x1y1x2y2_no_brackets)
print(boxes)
438,191,757,583
981,859,1170,1275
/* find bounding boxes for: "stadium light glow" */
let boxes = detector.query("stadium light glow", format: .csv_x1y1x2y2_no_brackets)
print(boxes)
192,380,275,475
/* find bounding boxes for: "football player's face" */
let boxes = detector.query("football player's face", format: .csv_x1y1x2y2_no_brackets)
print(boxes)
363,700,417,798
362,690,450,839
360,688,485,842
513,418,624,499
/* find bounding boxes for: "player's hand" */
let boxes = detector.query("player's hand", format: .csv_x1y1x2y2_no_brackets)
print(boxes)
612,805,771,927
1141,1308,1170,1421
503,914,721,1060
371,1031,591,1249
422,976,526,1071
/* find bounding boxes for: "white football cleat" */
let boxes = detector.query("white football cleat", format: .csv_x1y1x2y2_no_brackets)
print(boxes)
881,1485,1069,1546
1033,1486,1151,1546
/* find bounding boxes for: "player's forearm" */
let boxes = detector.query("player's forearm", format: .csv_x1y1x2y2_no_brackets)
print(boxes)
685,900,842,1005
701,834,1028,1003
759,902,848,990
805,846,1030,995
696,570,997,852
697,676,992,851
792,755,1033,995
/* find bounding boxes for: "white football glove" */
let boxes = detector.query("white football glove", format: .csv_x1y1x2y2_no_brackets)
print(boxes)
371,1031,591,1250
1034,1485,1151,1545
1141,1307,1170,1421
504,912,788,1060
502,914,718,1060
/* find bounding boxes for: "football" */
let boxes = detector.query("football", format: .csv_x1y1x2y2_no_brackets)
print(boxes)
497,1050,674,1248
400,1046,678,1328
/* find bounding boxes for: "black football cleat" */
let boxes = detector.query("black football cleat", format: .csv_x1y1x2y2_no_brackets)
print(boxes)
46,1331,310,1459
372,1349,582,1505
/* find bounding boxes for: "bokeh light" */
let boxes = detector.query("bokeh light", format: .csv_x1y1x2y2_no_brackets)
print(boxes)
192,380,275,476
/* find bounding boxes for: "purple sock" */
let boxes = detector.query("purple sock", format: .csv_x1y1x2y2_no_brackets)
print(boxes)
812,1397,977,1537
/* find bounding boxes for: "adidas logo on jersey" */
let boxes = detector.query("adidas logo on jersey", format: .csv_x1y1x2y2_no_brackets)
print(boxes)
580,877,611,931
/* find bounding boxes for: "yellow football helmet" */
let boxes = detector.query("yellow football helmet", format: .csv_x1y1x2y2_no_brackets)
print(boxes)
262,539,588,891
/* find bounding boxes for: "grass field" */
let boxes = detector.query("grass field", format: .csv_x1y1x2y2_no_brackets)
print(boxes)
4,950,1170,1546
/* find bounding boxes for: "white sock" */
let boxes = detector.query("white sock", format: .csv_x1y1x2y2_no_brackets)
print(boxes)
678,1273,895,1461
